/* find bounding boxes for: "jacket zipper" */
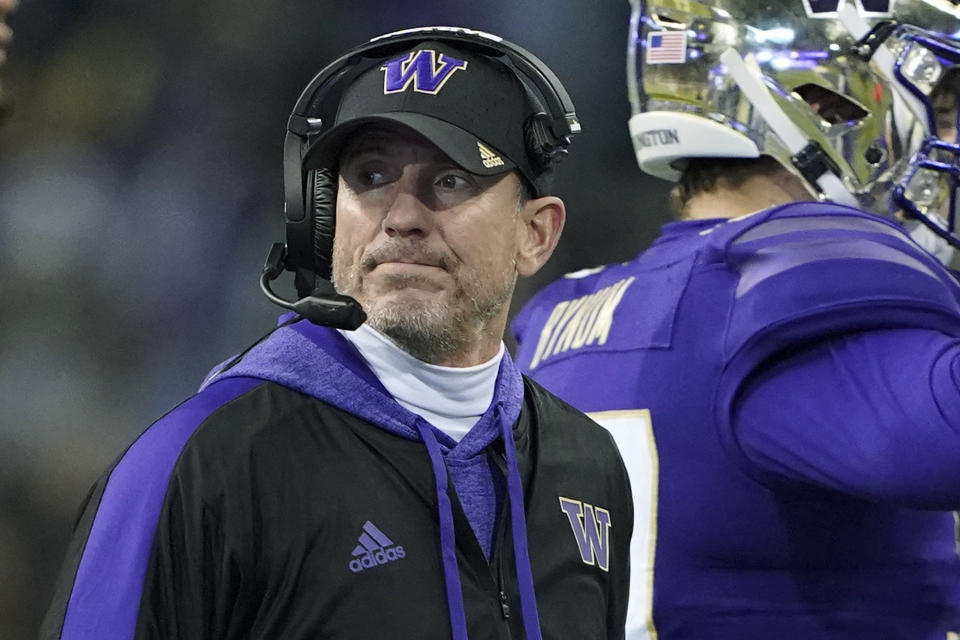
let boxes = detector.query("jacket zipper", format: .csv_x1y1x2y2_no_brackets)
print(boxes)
492,448,512,623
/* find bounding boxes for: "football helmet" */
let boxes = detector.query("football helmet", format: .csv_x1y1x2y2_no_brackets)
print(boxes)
628,0,960,249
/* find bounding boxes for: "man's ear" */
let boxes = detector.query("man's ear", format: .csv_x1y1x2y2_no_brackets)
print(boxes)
516,196,565,277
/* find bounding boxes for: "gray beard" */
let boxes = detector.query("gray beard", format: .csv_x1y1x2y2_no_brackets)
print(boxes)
333,251,516,364
367,295,469,364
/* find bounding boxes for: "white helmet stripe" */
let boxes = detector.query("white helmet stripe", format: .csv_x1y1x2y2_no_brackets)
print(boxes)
720,48,859,206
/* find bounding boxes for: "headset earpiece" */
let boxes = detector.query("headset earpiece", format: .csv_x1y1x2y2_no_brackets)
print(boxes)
309,168,338,281
524,112,571,174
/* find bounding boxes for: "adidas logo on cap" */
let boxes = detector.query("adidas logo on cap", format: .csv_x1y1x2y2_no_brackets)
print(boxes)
348,520,406,573
477,141,505,169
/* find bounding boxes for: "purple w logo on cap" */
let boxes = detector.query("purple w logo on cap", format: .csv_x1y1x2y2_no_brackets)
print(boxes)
381,50,468,95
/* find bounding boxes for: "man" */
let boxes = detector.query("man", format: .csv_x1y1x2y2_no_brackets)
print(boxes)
40,28,632,639
513,1,960,638
0,0,16,122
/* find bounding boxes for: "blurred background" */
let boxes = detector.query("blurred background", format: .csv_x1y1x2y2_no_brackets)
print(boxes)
0,1,672,636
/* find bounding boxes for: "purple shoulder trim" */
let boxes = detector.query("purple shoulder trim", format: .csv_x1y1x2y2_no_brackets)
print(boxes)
60,377,261,639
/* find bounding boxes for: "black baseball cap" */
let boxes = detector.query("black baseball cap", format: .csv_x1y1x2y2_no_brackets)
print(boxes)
303,40,552,195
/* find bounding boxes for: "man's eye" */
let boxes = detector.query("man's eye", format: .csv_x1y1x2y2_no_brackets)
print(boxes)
342,165,393,191
360,170,386,187
435,173,473,191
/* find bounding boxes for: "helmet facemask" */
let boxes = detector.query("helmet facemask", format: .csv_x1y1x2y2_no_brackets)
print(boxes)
890,47,960,250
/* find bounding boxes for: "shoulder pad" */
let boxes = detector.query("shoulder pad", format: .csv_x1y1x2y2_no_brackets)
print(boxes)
721,203,960,367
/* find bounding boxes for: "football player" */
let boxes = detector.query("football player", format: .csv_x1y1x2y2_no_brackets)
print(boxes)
513,0,960,638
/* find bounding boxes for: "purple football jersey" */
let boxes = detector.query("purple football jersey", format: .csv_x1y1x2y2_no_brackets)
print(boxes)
513,202,960,639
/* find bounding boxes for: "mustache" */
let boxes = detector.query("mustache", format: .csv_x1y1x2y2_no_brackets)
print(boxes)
361,241,455,273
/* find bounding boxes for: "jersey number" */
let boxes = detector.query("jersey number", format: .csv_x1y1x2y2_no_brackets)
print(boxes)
588,409,659,640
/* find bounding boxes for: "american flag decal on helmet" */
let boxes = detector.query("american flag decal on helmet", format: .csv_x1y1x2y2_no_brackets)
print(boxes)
381,50,468,95
646,31,687,65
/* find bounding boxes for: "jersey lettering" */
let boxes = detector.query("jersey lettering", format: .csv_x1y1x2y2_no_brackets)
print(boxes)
528,276,636,369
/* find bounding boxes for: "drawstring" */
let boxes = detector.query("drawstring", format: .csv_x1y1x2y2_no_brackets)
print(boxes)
496,403,543,640
415,405,541,640
414,418,469,640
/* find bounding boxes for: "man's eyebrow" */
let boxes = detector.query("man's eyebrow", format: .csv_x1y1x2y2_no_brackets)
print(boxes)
341,140,459,169
341,140,392,161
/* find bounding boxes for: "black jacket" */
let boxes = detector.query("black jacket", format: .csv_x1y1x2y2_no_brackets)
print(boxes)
41,322,632,639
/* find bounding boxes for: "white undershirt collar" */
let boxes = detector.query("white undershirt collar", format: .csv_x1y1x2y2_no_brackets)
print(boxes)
338,324,504,442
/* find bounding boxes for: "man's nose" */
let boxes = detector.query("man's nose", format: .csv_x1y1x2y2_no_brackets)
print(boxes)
381,172,434,238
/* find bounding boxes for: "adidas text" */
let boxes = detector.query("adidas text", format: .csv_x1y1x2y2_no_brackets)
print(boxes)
349,546,406,573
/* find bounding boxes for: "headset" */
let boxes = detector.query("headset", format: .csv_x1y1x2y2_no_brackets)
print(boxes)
261,26,581,329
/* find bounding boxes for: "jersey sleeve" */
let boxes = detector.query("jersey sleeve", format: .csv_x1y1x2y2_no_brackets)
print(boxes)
731,327,960,507
714,206,960,503
38,377,260,640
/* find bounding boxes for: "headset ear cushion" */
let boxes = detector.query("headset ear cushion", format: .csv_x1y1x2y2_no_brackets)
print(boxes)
309,168,338,281
524,111,570,173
